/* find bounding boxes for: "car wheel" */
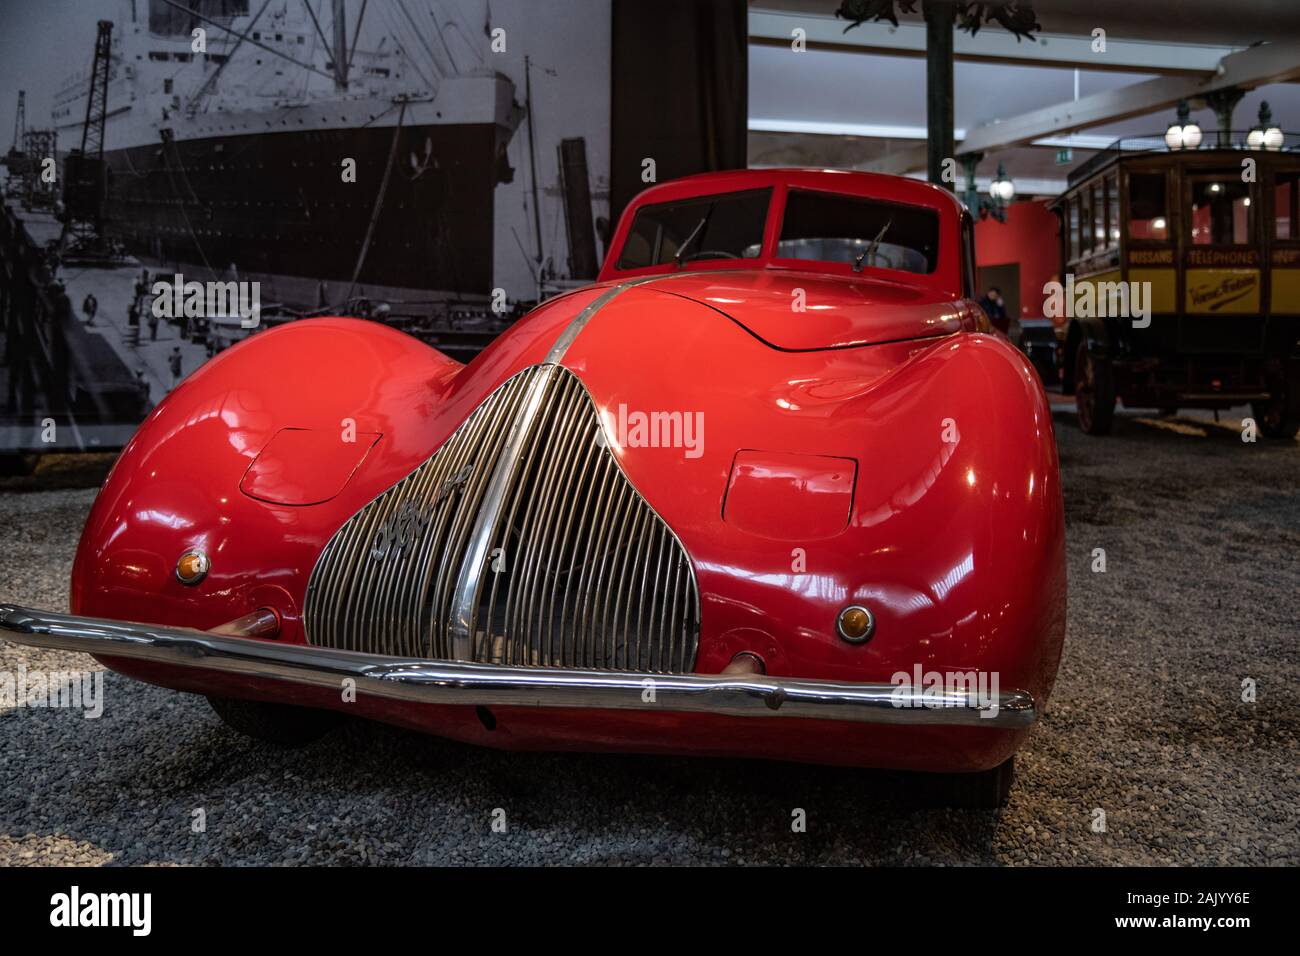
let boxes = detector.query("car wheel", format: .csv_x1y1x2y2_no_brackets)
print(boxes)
935,757,1016,809
1075,340,1116,435
207,696,342,747
1251,373,1300,440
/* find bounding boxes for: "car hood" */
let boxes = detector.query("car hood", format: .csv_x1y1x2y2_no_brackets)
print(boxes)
644,269,973,351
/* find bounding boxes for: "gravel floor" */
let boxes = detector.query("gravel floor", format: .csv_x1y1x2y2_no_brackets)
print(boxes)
1,405,1297,866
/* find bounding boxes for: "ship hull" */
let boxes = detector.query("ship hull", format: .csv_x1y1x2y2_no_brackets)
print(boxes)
100,117,509,301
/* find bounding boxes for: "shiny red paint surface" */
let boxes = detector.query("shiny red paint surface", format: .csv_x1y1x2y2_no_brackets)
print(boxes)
239,427,381,505
647,270,971,350
723,450,857,540
71,169,1065,772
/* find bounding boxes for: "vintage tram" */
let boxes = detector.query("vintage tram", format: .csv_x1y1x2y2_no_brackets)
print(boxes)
1044,135,1300,437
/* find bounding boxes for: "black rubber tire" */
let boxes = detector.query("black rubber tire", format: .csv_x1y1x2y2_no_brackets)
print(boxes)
1252,373,1300,440
934,757,1016,809
207,696,341,747
1074,340,1116,435
0,453,38,477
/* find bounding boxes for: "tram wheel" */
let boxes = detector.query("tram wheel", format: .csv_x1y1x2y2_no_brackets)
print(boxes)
1253,371,1300,440
1075,341,1116,435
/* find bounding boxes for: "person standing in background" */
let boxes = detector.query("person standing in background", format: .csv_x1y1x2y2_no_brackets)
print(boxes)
82,292,98,327
979,286,1009,335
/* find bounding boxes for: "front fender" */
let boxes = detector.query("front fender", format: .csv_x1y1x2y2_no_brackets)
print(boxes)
70,318,465,639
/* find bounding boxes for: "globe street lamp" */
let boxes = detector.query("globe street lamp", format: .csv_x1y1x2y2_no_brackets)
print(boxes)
960,155,1015,223
1165,100,1203,151
989,162,1016,204
1247,101,1284,151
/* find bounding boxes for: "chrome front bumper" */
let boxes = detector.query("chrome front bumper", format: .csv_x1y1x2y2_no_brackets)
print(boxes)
0,605,1036,728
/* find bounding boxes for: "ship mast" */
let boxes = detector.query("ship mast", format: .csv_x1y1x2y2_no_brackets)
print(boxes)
332,0,349,92
10,91,24,154
525,55,543,282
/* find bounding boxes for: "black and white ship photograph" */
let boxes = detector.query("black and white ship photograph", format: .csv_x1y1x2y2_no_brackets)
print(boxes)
1,0,613,455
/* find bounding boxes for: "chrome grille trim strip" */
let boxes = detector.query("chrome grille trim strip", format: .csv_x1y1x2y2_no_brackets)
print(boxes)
448,364,555,660
544,276,659,363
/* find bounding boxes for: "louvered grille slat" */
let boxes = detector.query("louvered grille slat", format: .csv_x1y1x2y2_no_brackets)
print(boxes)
303,365,700,673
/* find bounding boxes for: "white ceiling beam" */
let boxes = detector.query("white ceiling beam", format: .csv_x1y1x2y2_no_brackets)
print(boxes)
748,9,1238,74
750,119,1115,151
958,36,1300,154
749,118,969,139
857,36,1300,173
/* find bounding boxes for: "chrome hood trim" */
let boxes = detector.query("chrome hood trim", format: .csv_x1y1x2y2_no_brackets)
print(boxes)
0,605,1036,729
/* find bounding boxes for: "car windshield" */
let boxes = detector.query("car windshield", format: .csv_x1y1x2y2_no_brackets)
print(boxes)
617,188,771,269
777,189,939,274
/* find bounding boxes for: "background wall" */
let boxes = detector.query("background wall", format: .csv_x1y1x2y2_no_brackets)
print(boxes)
975,200,1059,321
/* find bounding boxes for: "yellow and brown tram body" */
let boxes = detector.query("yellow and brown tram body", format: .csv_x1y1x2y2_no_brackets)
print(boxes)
1049,143,1300,436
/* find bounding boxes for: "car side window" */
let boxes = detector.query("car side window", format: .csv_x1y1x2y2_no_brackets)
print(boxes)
617,188,772,269
777,190,939,274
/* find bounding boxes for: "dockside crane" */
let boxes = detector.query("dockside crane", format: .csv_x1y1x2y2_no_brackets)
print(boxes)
60,20,120,263
6,90,25,163
2,91,29,196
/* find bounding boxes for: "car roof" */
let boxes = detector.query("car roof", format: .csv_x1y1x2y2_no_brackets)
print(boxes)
599,167,968,294
627,167,966,217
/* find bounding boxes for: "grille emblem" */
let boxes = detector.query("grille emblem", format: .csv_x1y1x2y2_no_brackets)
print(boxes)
369,463,472,562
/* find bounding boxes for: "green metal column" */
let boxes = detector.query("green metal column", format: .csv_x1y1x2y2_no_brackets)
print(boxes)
1204,88,1245,148
925,1,956,189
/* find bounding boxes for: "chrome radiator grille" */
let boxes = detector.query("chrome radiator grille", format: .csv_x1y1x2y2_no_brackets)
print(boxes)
303,365,700,673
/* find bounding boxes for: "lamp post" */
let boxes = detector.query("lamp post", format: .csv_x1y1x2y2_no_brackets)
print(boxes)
989,162,1016,205
1164,100,1203,151
1247,101,1284,151
961,155,1014,223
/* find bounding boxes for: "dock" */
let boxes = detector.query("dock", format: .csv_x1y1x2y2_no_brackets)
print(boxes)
0,197,211,455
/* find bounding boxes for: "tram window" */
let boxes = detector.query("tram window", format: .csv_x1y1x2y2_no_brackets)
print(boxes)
1105,175,1120,246
1068,197,1080,261
1189,176,1252,245
1128,173,1168,241
1275,171,1300,240
1079,190,1094,254
1090,186,1106,249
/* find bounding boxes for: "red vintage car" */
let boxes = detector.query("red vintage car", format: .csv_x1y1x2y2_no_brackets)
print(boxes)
1,169,1066,807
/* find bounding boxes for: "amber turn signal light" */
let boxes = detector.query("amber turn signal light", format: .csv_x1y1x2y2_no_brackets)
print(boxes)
836,604,875,643
175,550,210,586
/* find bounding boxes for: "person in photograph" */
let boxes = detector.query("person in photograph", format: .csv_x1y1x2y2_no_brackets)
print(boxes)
82,292,98,326
168,346,183,385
